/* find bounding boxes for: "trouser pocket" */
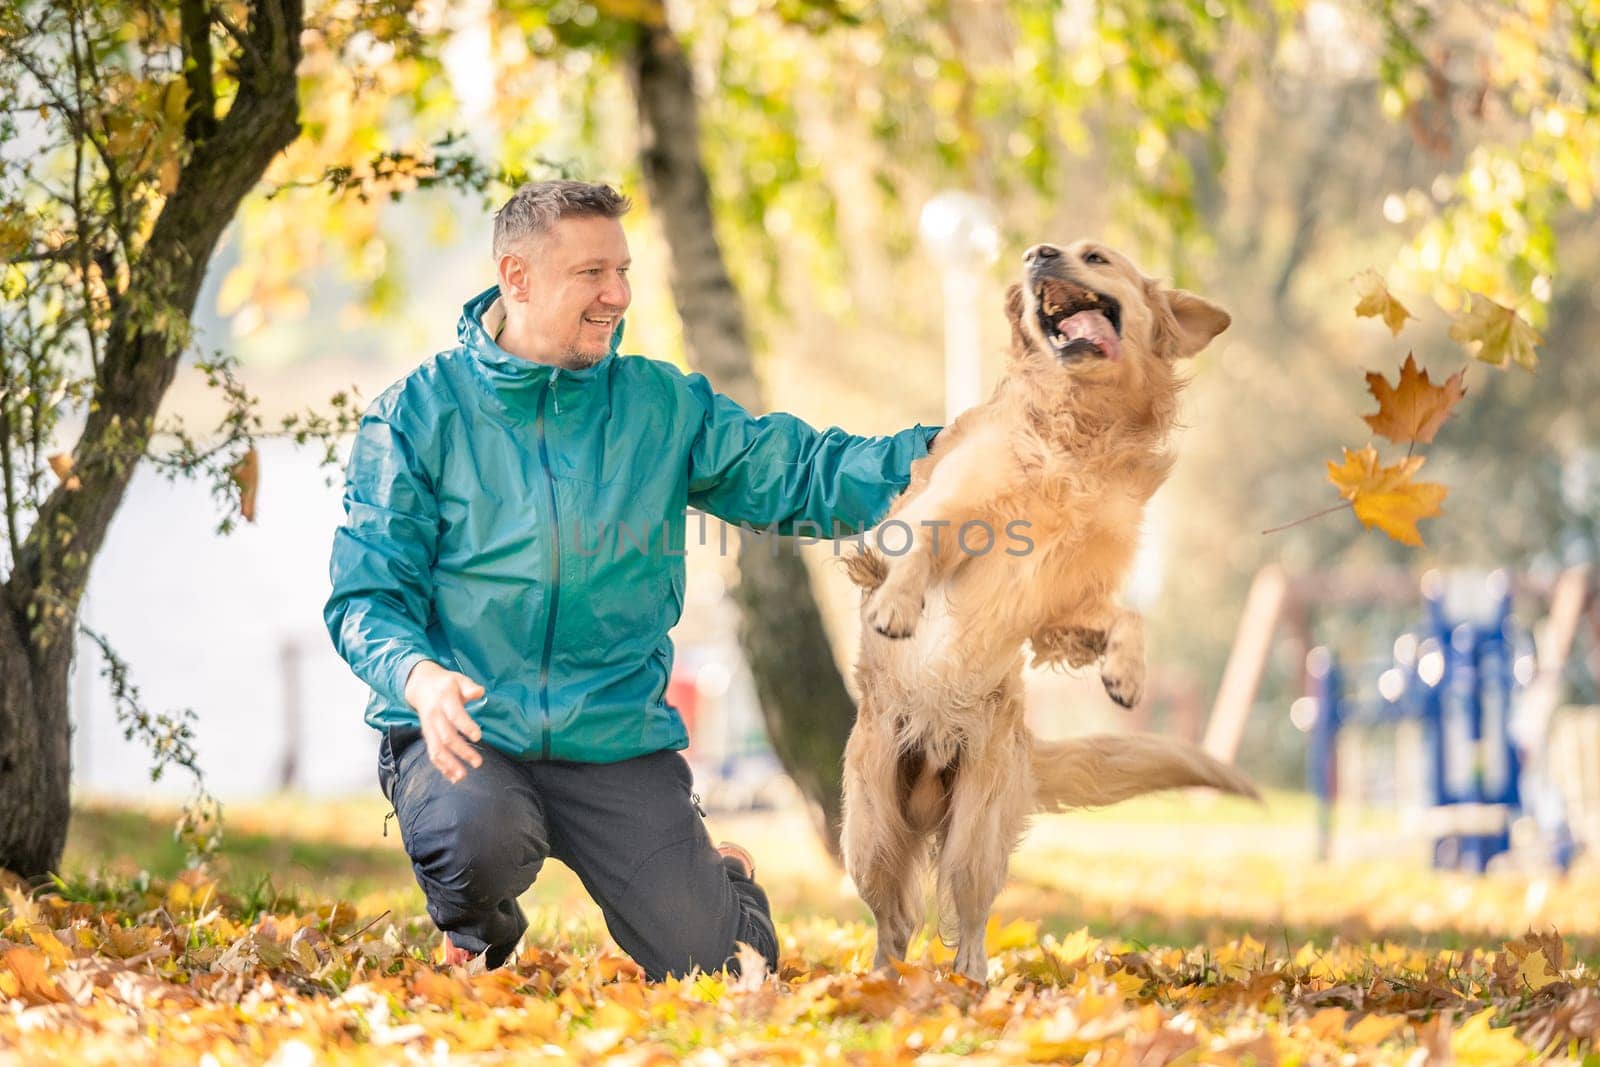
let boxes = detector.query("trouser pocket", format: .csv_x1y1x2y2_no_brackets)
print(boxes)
377,725,424,803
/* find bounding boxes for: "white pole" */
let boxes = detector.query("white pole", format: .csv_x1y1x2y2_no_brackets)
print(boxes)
943,263,983,423
919,191,998,426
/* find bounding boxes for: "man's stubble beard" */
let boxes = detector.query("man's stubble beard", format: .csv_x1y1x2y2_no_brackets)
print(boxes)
562,345,606,369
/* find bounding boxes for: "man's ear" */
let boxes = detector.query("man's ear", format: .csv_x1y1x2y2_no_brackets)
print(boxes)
497,253,530,302
1163,289,1230,358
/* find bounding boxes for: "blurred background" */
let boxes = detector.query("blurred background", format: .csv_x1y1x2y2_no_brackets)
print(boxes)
16,0,1595,887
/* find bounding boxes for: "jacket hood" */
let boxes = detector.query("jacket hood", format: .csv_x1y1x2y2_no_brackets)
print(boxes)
457,285,623,384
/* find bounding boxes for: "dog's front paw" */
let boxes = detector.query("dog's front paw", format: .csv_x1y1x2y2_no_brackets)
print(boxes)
1100,669,1143,709
1099,647,1144,708
865,585,923,639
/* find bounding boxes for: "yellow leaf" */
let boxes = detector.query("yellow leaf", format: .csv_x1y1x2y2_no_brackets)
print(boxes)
1450,1007,1530,1065
411,968,468,1005
158,157,181,196
1347,1013,1406,1045
987,916,1039,954
690,971,727,1003
1051,927,1100,967
1353,269,1413,335
1449,292,1543,371
1326,446,1447,547
1305,1006,1347,1039
162,78,190,129
27,924,71,965
1516,946,1558,990
48,453,81,491
231,446,260,523
1363,353,1468,445
1214,934,1265,980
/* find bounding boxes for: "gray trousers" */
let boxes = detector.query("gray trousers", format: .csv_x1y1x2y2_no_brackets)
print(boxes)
378,726,778,979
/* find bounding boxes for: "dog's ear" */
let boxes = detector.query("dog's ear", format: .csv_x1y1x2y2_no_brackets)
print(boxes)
1160,288,1230,359
1005,284,1029,352
1005,283,1024,324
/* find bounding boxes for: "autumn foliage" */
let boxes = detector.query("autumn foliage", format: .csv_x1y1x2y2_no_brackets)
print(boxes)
1306,274,1545,548
5,817,1600,1065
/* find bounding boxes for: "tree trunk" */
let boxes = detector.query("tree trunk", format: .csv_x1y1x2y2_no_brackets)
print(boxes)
0,0,304,878
0,598,71,881
628,21,857,859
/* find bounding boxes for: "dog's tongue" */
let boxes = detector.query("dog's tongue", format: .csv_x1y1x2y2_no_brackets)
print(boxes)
1061,309,1121,360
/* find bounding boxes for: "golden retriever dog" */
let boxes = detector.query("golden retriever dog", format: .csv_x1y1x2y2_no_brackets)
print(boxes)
840,239,1258,983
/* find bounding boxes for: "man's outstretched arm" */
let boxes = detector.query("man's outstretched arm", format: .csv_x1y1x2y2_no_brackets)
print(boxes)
684,374,939,534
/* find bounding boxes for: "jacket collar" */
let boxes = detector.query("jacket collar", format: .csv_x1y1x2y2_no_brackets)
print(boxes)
457,285,622,389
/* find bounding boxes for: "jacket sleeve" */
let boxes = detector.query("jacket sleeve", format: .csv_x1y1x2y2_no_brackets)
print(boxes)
684,373,939,534
323,412,439,708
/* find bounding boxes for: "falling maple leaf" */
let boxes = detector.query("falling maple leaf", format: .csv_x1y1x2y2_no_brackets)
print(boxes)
1326,445,1447,546
1362,353,1468,446
230,446,260,522
1449,292,1543,371
1353,269,1413,336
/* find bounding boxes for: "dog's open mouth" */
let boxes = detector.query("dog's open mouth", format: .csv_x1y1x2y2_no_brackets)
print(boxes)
1036,278,1122,362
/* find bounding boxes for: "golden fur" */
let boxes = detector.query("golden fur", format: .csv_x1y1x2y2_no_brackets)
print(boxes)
840,239,1257,983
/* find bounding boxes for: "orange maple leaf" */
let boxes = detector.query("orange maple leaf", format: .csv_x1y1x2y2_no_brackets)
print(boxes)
1326,445,1447,547
1362,353,1467,446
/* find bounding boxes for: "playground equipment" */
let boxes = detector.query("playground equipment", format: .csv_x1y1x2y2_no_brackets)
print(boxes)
1301,571,1532,870
1204,564,1598,871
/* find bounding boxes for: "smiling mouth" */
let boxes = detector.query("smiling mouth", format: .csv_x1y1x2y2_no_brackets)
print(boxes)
1035,278,1122,361
583,315,617,327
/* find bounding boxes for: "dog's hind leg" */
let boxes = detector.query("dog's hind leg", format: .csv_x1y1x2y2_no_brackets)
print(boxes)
935,724,1031,983
842,724,929,970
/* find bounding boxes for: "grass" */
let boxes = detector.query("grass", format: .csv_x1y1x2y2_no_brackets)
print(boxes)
61,787,1600,969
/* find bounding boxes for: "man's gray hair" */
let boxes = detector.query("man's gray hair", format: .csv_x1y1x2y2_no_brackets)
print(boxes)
492,180,632,259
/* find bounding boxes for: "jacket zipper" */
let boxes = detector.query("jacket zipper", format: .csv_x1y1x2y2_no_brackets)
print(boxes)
534,369,562,759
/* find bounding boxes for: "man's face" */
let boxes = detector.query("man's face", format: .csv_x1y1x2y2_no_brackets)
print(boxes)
502,215,632,367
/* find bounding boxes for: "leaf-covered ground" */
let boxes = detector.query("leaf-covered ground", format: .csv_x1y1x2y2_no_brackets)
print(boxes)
5,793,1599,1064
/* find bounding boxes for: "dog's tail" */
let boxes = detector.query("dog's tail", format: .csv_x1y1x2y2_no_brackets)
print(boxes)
1030,732,1260,811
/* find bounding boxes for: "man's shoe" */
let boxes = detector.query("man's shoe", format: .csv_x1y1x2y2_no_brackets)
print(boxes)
440,933,474,967
716,841,756,880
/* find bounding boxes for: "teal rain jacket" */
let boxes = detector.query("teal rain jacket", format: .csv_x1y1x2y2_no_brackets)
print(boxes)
325,287,938,763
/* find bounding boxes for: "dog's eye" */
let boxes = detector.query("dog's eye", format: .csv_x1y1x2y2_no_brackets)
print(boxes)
1082,250,1108,265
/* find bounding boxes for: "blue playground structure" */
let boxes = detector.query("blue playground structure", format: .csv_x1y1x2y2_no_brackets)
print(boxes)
1300,568,1594,872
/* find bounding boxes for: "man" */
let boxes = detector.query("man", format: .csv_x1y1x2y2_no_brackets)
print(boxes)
324,180,938,979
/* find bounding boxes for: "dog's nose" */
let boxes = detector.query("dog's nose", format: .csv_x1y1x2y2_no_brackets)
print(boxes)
1024,244,1061,264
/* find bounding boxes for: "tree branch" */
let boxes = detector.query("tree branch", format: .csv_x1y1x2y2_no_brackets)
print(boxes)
180,0,217,142
214,9,266,74
8,0,306,622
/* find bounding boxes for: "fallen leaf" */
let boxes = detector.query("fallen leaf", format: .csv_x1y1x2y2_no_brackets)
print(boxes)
1451,1007,1531,1064
1449,292,1543,371
0,947,65,1006
1346,1013,1406,1044
1516,947,1559,991
1362,353,1467,445
1353,269,1414,335
1327,445,1448,546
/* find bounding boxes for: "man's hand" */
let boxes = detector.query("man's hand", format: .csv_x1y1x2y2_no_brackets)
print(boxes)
403,660,486,783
